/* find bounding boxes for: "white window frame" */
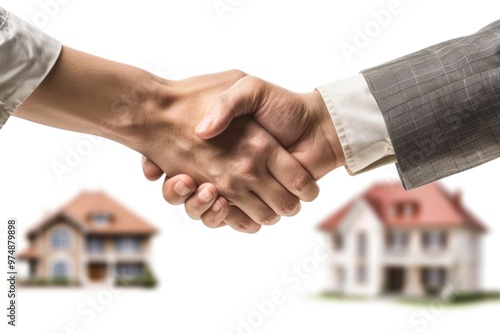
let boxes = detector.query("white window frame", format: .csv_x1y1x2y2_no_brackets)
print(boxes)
332,233,344,251
52,229,70,249
115,238,140,253
424,231,446,252
52,260,69,279
116,264,141,278
356,265,368,284
426,268,445,288
90,212,111,226
337,267,345,287
357,232,367,258
87,237,104,253
387,230,407,253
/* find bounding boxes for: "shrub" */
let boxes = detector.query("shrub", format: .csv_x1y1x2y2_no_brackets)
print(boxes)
114,266,158,288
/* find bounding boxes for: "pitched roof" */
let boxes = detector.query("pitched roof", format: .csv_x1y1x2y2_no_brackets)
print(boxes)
27,191,157,238
319,182,486,232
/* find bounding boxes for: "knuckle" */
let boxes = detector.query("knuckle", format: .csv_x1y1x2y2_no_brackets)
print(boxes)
243,75,264,90
162,186,180,205
214,175,236,195
186,206,202,221
228,217,261,233
257,213,280,226
202,216,220,229
187,212,201,221
234,159,258,178
214,93,230,109
227,69,247,79
249,134,271,155
278,198,301,217
294,173,313,194
238,222,261,234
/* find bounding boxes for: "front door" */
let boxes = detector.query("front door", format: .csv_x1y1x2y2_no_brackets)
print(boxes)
88,263,107,282
385,267,405,293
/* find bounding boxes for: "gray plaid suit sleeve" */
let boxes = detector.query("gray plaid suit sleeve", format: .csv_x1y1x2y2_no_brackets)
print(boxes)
361,20,500,189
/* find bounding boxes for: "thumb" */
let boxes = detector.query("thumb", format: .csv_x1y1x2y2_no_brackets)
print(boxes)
141,156,164,181
195,76,263,139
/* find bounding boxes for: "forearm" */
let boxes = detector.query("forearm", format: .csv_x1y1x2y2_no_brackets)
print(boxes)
14,46,166,150
362,20,500,189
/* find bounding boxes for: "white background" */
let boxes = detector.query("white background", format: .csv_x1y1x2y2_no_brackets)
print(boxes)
1,0,499,333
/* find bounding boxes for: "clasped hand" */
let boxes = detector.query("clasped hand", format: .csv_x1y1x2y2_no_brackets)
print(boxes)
142,70,345,233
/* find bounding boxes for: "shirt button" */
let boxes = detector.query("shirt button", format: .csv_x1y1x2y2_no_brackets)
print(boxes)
386,146,394,154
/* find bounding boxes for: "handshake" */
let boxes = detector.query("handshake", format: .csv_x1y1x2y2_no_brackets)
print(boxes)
138,70,346,233
8,9,499,235
15,47,348,235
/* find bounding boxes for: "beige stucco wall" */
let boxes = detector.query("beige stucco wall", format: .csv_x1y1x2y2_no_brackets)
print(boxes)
32,219,83,281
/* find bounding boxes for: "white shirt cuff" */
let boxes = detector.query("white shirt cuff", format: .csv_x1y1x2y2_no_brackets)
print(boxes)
317,75,396,175
0,8,62,129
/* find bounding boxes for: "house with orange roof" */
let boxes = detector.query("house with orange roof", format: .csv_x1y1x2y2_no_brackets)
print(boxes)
319,182,486,297
17,191,157,286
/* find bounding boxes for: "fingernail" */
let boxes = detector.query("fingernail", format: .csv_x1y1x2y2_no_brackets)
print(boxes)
211,200,222,213
195,116,215,134
174,181,191,197
199,188,214,203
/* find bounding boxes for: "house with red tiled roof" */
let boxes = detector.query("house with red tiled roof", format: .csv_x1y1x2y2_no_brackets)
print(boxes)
18,191,157,286
319,182,486,297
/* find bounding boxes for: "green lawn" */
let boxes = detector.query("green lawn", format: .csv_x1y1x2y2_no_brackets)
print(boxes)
318,291,500,306
399,291,500,307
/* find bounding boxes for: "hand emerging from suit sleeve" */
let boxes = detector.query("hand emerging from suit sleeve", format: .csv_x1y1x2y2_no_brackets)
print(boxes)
142,74,346,232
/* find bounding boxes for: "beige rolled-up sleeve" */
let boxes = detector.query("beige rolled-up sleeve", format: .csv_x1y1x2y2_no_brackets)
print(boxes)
317,75,396,175
0,7,61,129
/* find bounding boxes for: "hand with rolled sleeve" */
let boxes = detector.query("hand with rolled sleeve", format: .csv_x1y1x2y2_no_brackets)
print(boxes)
0,7,321,233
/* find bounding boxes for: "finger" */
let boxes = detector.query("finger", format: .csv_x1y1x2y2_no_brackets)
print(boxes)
232,192,281,226
162,175,197,205
251,174,301,217
184,183,219,220
195,76,264,139
199,196,229,228
141,156,164,181
266,143,320,202
223,206,261,234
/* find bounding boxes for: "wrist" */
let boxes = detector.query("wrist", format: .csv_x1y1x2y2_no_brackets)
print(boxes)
100,71,177,152
306,90,347,173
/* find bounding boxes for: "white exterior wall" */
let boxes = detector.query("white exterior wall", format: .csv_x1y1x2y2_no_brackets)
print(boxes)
329,200,384,297
453,229,482,292
327,203,483,297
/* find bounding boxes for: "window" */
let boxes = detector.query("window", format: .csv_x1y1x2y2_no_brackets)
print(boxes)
357,232,367,258
332,233,344,251
90,212,112,226
389,206,398,218
356,265,367,284
52,229,70,249
87,237,104,254
423,268,446,288
386,231,408,253
337,267,346,286
422,231,447,251
390,202,419,218
404,205,415,217
116,264,142,279
115,238,140,253
52,261,69,279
